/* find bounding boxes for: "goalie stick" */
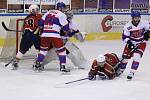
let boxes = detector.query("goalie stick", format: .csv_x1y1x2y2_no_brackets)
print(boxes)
1,21,23,32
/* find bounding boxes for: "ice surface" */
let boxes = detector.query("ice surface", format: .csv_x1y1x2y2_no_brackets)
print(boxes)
0,40,150,100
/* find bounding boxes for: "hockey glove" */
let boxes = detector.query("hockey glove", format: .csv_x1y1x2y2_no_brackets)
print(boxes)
61,36,69,44
67,30,79,37
88,70,97,80
144,31,150,41
127,40,135,49
33,27,40,35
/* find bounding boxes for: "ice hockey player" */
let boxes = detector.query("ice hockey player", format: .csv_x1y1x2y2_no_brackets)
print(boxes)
33,2,71,72
116,11,150,80
41,9,88,70
11,4,42,70
88,53,121,80
62,10,88,69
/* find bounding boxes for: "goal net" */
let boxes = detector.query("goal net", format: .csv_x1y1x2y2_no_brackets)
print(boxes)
0,18,38,62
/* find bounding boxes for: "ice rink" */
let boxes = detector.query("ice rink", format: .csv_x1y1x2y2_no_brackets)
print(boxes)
0,40,150,100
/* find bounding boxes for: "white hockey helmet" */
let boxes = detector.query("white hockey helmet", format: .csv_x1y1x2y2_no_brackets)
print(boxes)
96,54,105,63
29,4,39,14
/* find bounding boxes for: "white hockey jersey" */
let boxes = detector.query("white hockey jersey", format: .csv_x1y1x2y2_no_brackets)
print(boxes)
41,10,69,38
69,20,78,31
123,20,150,44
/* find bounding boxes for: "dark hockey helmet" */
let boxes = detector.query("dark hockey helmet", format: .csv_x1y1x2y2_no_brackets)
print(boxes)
131,11,141,18
56,2,66,10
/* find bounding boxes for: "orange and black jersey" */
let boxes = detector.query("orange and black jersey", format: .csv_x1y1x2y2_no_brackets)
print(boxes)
23,13,42,32
90,53,120,79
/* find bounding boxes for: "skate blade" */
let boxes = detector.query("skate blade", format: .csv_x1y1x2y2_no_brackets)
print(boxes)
60,71,71,75
11,67,18,70
126,77,133,81
33,68,43,72
127,79,132,81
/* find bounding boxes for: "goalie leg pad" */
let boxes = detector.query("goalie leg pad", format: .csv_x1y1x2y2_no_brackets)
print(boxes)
42,48,59,66
65,41,88,69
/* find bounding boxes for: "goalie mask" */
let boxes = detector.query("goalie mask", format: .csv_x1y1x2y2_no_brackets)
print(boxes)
65,10,74,21
29,4,39,14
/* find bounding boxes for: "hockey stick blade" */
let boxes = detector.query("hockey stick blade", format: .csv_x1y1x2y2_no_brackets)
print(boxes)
5,58,14,67
2,21,23,32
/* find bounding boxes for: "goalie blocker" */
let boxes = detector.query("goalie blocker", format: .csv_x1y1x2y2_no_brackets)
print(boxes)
42,41,88,69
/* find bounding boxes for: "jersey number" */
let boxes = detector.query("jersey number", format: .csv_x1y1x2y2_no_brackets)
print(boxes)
131,30,142,38
25,18,34,27
45,14,57,25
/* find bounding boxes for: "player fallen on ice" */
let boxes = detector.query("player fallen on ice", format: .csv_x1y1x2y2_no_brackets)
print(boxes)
11,4,42,70
116,11,150,80
88,53,122,80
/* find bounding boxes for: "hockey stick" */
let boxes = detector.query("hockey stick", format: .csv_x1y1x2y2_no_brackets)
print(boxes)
1,21,23,32
5,58,14,67
54,77,89,88
120,44,140,62
64,77,89,84
128,43,140,55
115,43,141,77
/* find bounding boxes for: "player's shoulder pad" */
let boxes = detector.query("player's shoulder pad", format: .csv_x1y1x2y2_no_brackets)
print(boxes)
104,53,120,63
124,21,132,30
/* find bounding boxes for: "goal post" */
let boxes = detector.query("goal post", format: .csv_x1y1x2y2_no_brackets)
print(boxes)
0,19,17,61
0,18,38,61
16,19,24,54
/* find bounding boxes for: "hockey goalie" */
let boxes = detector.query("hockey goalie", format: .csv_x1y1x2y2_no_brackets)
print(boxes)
41,10,88,70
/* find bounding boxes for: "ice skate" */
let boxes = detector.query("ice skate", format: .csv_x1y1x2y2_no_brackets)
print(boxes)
115,68,125,77
11,59,19,70
127,72,134,80
33,61,43,72
60,65,70,73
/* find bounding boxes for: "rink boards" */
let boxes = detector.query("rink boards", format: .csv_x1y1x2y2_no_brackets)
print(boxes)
0,13,150,48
